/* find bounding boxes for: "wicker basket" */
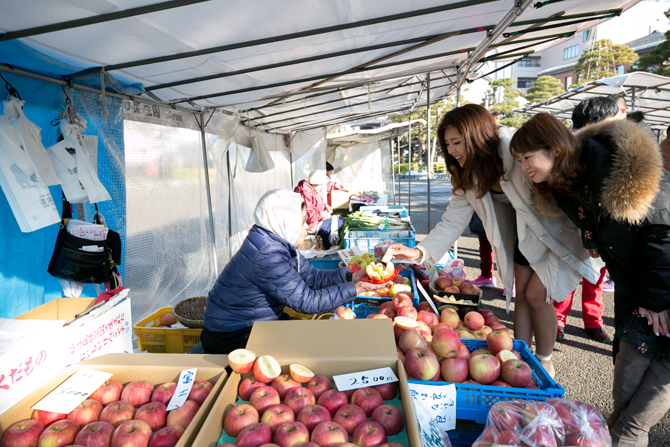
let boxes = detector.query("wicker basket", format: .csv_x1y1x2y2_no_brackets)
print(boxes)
173,296,207,328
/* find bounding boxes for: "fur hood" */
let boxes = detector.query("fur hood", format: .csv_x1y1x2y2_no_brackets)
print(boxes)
535,119,663,225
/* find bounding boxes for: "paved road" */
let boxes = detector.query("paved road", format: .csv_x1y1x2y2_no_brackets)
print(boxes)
393,179,670,446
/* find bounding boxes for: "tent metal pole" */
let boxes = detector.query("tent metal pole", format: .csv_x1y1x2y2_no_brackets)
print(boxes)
457,70,461,107
408,116,412,216
226,149,234,260
289,135,295,188
426,72,431,233
197,114,218,276
631,87,636,112
391,138,397,206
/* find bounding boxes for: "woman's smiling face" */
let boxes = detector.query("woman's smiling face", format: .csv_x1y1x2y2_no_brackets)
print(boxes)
516,148,557,183
444,126,466,166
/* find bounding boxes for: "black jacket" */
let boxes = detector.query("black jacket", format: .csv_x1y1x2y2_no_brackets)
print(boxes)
535,120,670,333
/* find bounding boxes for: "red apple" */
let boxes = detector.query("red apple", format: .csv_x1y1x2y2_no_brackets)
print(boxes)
470,349,492,357
443,286,461,294
347,263,361,273
397,306,417,320
260,405,294,434
472,330,488,340
333,405,367,436
239,378,266,401
379,444,403,447
378,308,396,318
396,347,405,363
151,383,177,406
486,330,514,355
371,405,404,436
67,400,102,427
309,422,348,447
398,329,427,354
455,330,475,340
317,390,348,417
440,357,469,383
99,402,135,428
391,295,413,312
148,426,183,447
459,283,480,295
249,386,281,416
90,381,124,406
352,421,387,447
456,344,471,361
305,377,332,400
228,349,258,375
187,381,213,405
121,381,154,409
135,402,167,431
392,324,405,342
271,376,301,401
110,421,151,447
284,388,315,415
259,444,281,447
335,307,357,320
439,311,460,330
273,422,309,447
461,380,481,385
416,311,438,326
468,354,501,385
236,423,272,447
31,412,66,427
224,404,259,437
166,400,200,429
520,426,556,447
488,402,520,431
404,348,440,381
464,312,484,331
351,388,383,417
478,309,494,316
494,429,520,445
501,359,532,388
435,277,453,290
417,302,432,313
416,321,432,337
0,420,44,447
380,302,394,312
296,406,331,432
484,315,500,327
489,323,507,331
564,433,607,447
160,313,178,327
372,383,397,401
74,422,114,447
489,380,511,387
37,420,79,447
253,356,282,383
431,328,461,359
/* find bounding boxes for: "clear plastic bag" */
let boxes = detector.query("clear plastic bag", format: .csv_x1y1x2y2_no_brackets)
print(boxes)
373,240,395,263
472,399,611,447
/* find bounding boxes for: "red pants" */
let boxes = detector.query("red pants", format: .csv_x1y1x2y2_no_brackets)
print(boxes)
478,233,494,279
554,266,607,329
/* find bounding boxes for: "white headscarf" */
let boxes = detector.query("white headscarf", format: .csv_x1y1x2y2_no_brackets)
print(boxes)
254,189,303,246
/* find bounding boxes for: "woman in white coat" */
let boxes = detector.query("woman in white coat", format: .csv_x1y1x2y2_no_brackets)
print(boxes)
389,104,602,376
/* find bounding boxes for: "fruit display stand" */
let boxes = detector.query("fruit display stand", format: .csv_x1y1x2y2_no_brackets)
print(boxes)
133,307,203,353
0,353,229,447
190,320,422,447
347,270,418,318
408,339,565,424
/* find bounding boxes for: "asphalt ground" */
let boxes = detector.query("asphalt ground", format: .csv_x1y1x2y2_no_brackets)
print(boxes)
393,178,670,446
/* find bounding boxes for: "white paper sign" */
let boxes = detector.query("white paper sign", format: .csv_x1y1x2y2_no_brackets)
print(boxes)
415,280,439,315
167,368,197,411
333,367,397,392
338,247,363,264
32,369,113,414
411,398,451,447
408,382,457,432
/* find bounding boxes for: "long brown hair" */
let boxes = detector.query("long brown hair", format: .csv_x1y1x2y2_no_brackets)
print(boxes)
436,104,503,198
509,113,584,196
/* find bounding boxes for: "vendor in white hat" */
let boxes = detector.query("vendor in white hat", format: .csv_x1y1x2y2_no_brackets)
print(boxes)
294,170,343,249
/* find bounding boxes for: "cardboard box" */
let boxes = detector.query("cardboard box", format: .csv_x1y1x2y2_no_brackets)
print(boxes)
191,320,421,447
331,189,351,209
0,353,229,447
0,298,133,415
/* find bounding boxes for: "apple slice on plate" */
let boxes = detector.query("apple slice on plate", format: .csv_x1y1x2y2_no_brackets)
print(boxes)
394,316,419,331
229,349,257,374
290,364,315,383
253,355,282,383
432,294,451,304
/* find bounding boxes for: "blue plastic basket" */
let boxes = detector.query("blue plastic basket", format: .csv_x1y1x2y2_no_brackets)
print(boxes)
343,226,416,251
346,270,417,318
306,254,342,270
408,339,565,424
359,205,410,220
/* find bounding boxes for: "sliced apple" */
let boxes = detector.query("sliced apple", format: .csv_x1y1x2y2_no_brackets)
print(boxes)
252,355,281,383
496,350,518,363
432,294,450,304
394,316,419,331
389,284,411,297
228,349,257,374
382,248,393,264
290,364,315,383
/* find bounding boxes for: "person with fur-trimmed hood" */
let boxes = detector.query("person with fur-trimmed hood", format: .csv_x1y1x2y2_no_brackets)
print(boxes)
510,99,670,447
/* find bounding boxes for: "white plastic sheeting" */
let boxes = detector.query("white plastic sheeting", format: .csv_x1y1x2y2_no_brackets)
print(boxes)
292,128,327,184
327,140,392,195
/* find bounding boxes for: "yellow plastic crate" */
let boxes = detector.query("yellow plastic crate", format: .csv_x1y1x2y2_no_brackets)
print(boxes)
133,307,202,353
283,307,314,320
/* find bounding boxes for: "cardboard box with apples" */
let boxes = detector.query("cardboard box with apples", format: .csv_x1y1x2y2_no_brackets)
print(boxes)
190,320,422,447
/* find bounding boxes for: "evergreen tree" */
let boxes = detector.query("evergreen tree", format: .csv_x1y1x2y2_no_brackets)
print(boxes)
487,78,526,128
525,76,565,104
637,29,670,76
574,39,638,85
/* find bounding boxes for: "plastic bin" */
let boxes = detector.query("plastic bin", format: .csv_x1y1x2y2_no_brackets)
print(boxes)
306,254,343,270
408,339,565,424
343,227,416,251
133,307,202,353
346,270,417,318
359,205,410,220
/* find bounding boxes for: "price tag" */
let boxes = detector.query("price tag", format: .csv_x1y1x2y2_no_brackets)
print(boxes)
408,382,457,432
411,398,451,447
167,368,197,411
32,369,113,414
332,367,397,392
377,223,386,230
337,247,363,264
415,279,439,315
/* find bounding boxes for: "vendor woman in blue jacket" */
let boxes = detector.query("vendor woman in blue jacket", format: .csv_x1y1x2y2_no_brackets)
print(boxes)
201,189,388,354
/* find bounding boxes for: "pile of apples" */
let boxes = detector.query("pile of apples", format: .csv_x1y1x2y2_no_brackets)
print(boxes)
473,399,611,447
156,312,178,328
224,349,405,447
346,253,376,273
0,378,213,447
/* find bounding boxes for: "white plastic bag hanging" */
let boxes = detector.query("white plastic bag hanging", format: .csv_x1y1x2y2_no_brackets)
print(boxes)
247,132,275,172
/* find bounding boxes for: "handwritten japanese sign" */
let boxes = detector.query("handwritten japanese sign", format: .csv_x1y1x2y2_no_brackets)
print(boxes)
333,367,397,392
408,382,457,432
167,368,197,411
337,247,363,264
32,369,113,414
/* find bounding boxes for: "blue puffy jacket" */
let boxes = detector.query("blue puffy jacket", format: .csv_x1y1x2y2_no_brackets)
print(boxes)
204,225,357,332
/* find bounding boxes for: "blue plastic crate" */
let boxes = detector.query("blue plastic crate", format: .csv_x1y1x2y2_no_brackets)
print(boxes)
359,205,410,220
408,339,565,424
346,270,418,318
343,226,416,251
306,254,342,270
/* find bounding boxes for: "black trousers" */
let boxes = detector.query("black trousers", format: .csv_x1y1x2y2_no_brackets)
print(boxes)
200,326,251,355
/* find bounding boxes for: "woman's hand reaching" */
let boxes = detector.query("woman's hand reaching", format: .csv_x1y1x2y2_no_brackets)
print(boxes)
355,281,392,295
386,244,423,262
639,307,670,337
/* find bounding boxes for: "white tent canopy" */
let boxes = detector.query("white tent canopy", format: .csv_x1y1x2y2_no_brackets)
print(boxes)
514,72,670,131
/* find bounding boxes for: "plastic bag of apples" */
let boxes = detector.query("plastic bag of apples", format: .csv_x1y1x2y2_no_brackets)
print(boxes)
472,399,611,447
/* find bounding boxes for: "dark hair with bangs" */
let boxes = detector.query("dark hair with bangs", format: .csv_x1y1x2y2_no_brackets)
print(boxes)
436,104,503,199
510,113,584,197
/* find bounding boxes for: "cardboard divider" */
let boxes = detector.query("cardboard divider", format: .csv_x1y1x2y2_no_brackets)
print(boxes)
191,320,421,447
0,353,229,447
